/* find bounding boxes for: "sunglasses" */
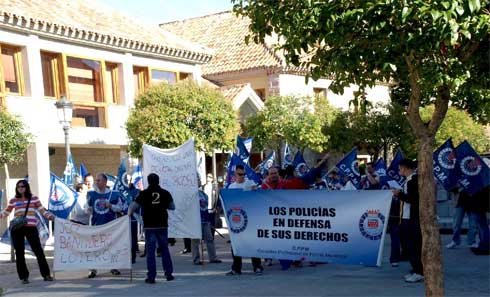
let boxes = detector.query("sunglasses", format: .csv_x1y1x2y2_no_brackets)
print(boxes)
236,172,245,176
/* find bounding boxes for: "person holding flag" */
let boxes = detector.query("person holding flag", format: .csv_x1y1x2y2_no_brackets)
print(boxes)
86,173,124,278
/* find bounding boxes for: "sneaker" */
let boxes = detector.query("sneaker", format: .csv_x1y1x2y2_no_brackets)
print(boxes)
21,278,29,284
446,241,459,249
405,273,424,283
209,259,222,264
180,249,191,254
226,270,241,276
254,268,264,275
469,243,479,248
264,259,273,266
404,273,414,280
43,276,54,281
144,278,155,284
110,269,121,276
391,262,399,267
166,275,175,281
88,270,97,278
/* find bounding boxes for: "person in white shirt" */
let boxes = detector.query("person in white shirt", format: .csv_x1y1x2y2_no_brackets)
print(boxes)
226,165,262,275
228,165,257,190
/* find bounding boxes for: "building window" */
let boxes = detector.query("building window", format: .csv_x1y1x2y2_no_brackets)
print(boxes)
1,45,23,95
151,69,177,85
254,88,266,101
179,72,192,81
104,62,120,104
72,105,105,128
133,66,149,97
313,87,327,99
66,56,103,103
41,51,63,97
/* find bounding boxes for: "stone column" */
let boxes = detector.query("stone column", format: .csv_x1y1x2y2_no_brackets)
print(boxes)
27,139,50,207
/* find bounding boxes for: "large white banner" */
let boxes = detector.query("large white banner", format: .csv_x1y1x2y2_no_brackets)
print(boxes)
53,216,131,271
220,189,392,266
142,139,201,239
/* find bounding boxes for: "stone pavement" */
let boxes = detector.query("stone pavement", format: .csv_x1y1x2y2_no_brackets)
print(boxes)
0,232,488,297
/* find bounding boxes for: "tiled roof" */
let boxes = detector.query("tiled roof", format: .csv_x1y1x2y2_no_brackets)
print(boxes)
161,11,284,76
220,83,249,101
0,0,212,63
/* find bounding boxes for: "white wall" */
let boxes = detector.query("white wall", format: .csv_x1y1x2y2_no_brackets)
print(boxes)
0,29,203,147
278,74,391,110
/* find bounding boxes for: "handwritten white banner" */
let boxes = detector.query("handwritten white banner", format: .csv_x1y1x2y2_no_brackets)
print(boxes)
53,216,131,271
142,139,202,239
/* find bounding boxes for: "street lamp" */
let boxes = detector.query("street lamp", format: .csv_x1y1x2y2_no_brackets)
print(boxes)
54,96,73,164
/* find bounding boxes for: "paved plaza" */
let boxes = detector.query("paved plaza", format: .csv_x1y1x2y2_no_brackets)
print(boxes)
0,232,488,297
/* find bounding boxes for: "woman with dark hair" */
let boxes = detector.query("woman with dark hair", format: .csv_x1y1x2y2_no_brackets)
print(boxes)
0,179,54,284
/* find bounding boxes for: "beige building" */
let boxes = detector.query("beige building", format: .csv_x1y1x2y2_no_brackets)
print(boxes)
161,11,391,110
0,0,213,228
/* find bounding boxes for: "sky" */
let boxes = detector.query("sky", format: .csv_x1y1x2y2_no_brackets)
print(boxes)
98,0,234,25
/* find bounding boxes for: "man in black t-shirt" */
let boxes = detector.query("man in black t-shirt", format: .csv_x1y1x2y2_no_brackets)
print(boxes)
129,173,175,284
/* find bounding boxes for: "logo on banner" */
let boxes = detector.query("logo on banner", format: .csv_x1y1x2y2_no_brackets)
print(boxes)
438,148,456,169
227,207,248,233
359,210,385,240
460,156,482,176
295,163,309,176
351,160,360,176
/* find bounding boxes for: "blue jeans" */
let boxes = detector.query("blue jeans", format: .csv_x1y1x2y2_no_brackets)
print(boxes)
470,212,489,251
452,207,477,245
145,228,173,280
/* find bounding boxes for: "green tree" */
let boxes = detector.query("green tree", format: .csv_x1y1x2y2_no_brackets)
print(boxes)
0,109,31,196
126,81,239,157
421,105,490,152
233,1,489,295
245,95,335,154
326,103,414,159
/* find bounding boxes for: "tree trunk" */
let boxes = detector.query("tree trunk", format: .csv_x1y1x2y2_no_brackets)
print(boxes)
418,138,444,297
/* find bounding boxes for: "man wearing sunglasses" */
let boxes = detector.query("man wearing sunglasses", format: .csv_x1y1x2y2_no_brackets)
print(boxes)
226,165,261,275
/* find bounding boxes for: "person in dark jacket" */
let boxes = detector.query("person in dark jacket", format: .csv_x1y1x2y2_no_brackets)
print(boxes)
464,186,490,255
392,159,423,283
129,173,175,284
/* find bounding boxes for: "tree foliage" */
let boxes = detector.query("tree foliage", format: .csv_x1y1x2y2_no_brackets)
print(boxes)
233,1,489,295
420,105,490,153
0,110,30,165
326,103,414,159
126,81,239,157
245,95,336,152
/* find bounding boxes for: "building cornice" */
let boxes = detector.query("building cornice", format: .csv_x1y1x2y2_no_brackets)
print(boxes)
0,12,213,64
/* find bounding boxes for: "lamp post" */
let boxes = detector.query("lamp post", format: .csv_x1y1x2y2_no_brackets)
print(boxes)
54,96,73,165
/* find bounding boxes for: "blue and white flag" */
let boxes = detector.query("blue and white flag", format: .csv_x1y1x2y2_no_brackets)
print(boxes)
113,159,134,208
236,136,253,164
63,154,78,187
105,173,117,190
79,162,88,179
225,154,262,187
336,149,361,189
258,151,276,177
455,141,490,196
374,158,389,185
131,164,144,190
49,173,78,219
282,143,293,169
387,149,405,185
292,151,310,177
433,138,459,191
